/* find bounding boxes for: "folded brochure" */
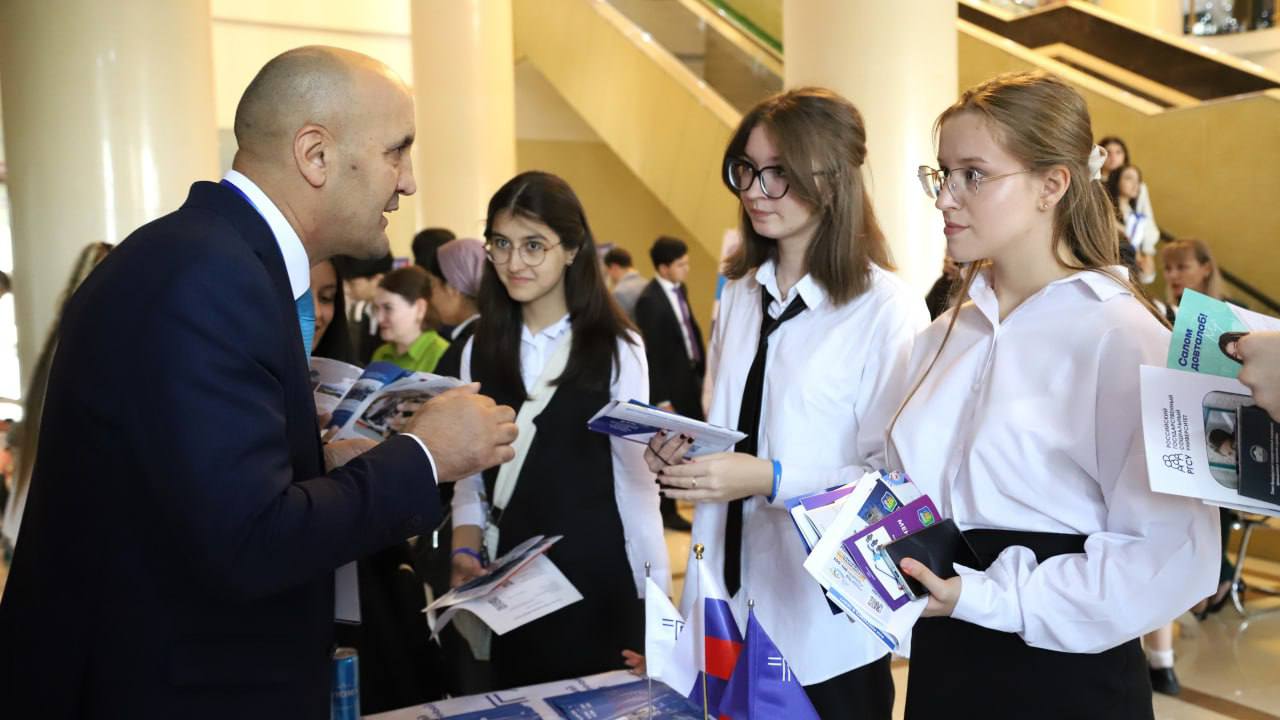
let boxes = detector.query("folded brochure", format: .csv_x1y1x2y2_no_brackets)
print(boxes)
588,399,746,457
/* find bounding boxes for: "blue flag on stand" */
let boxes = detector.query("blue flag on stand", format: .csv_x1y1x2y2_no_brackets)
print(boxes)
717,608,820,720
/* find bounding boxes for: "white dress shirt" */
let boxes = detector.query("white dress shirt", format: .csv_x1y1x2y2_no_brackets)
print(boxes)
656,275,697,361
683,261,929,685
887,267,1219,654
221,171,437,477
452,315,671,595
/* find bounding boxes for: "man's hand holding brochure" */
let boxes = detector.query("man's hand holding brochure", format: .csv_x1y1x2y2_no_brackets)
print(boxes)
1139,290,1280,516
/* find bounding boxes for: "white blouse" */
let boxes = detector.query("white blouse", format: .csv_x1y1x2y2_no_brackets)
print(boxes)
683,261,929,685
888,267,1219,653
452,315,671,596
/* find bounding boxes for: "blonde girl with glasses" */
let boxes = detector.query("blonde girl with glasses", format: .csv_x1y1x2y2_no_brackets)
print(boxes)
891,71,1217,719
448,171,668,690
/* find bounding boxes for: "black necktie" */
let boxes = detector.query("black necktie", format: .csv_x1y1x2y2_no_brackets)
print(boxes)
724,288,808,596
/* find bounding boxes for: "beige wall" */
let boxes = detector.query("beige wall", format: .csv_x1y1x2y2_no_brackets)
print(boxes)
959,27,1280,304
518,139,716,336
209,0,419,257
1095,0,1182,36
726,0,783,45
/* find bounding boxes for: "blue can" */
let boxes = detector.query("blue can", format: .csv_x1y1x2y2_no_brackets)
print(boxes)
331,647,360,720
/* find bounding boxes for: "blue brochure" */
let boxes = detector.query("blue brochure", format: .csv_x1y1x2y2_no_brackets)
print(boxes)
545,679,702,719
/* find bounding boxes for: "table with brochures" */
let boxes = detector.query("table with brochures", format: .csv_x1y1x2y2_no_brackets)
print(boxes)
367,669,698,719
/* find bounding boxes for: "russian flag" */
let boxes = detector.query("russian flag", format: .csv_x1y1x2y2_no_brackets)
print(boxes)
689,559,743,717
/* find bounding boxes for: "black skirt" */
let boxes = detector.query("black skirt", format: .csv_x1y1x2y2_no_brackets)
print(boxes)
905,529,1153,720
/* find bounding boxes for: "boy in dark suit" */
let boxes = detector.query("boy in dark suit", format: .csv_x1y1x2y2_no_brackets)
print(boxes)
634,236,705,531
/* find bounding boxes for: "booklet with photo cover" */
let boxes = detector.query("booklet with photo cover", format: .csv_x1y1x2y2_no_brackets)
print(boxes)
1238,405,1280,508
1141,291,1280,516
842,496,943,610
316,360,462,442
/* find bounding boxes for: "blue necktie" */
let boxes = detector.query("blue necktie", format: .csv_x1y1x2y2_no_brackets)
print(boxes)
296,289,315,358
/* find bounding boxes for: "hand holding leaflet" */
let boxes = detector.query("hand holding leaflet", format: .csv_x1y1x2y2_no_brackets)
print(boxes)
1140,291,1280,515
426,536,582,637
588,399,746,457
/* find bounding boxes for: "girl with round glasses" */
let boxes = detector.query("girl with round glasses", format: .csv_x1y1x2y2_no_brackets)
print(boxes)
448,171,668,690
647,87,927,718
887,71,1217,719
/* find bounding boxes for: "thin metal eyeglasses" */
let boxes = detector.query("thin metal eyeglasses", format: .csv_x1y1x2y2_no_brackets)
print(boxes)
724,157,791,199
484,236,562,267
917,165,1032,200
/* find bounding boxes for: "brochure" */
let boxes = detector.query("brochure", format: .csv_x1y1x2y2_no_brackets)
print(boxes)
1140,291,1280,516
365,670,638,720
800,471,926,651
587,399,746,457
842,496,942,611
426,536,583,637
1167,290,1280,379
308,357,362,416
320,360,462,442
545,679,702,720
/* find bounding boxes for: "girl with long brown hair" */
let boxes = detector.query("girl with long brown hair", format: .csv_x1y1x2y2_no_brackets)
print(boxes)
647,87,928,717
448,171,668,690
890,71,1217,718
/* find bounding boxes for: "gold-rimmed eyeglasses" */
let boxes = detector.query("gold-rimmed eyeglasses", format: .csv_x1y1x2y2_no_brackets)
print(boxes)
917,166,1032,201
484,236,562,267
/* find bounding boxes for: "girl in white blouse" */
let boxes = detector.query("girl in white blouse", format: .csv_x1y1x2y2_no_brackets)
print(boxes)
647,87,928,718
449,171,668,690
893,71,1218,719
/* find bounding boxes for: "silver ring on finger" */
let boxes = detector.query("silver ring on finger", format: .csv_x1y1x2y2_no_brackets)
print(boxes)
691,478,697,488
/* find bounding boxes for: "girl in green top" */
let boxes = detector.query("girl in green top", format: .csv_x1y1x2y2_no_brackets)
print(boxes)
371,265,450,373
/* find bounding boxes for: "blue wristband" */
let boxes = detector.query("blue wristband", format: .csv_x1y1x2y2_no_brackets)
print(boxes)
767,459,782,503
451,547,484,565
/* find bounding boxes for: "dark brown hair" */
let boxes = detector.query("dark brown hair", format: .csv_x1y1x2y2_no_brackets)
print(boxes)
379,265,432,330
473,171,635,398
721,87,893,305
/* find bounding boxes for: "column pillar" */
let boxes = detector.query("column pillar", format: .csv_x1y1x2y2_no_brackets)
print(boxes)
410,0,517,238
784,0,957,295
0,0,218,388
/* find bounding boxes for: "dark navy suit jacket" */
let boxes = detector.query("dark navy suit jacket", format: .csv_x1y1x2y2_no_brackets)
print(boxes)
0,182,441,718
634,279,705,420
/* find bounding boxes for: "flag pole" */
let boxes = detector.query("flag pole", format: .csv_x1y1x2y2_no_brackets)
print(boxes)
695,543,708,720
645,561,653,720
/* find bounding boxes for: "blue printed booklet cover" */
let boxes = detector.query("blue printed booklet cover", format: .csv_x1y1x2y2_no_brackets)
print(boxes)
587,399,745,457
545,679,702,719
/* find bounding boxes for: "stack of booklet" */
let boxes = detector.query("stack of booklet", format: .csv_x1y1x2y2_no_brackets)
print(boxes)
793,470,941,652
1141,290,1280,516
309,358,461,441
